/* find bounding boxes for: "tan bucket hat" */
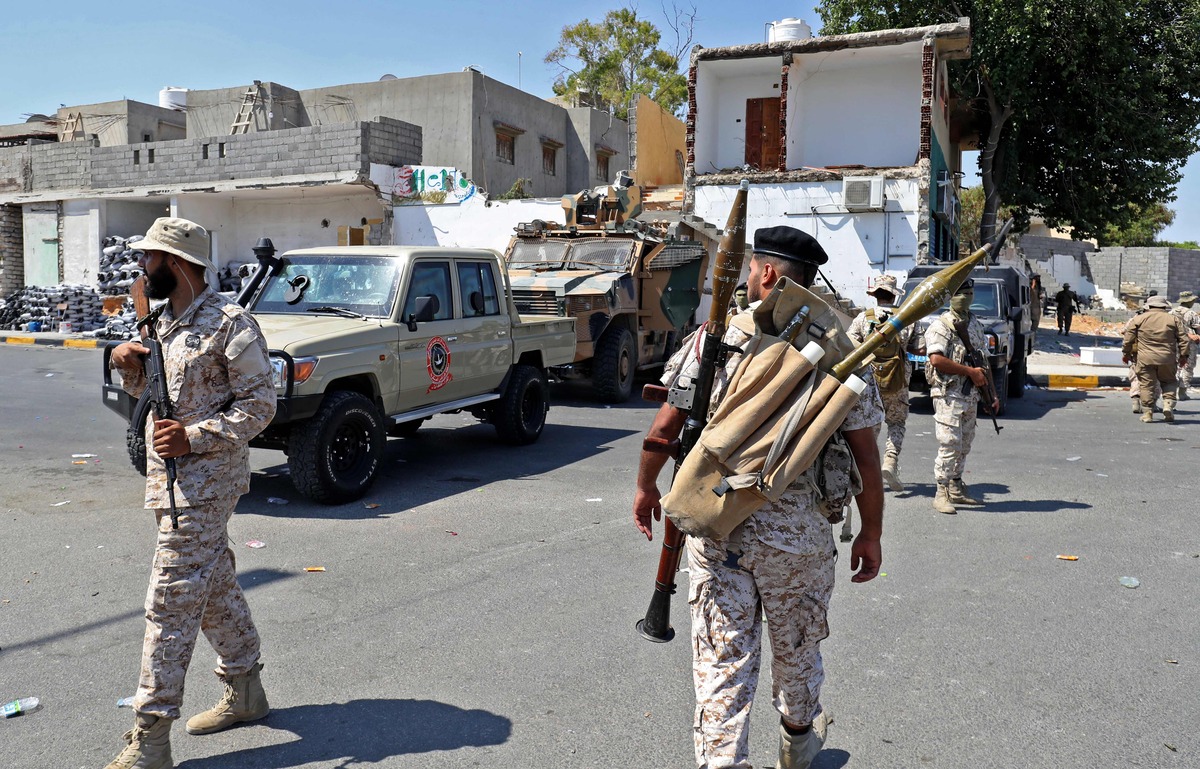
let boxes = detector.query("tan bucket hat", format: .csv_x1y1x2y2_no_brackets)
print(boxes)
1146,295,1171,309
869,274,905,300
136,217,216,273
1177,290,1197,305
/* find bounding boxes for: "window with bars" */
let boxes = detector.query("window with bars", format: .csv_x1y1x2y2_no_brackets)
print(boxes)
496,132,515,164
542,145,557,176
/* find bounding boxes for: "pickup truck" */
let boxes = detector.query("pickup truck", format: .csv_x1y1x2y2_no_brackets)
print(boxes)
103,245,576,503
902,264,1033,416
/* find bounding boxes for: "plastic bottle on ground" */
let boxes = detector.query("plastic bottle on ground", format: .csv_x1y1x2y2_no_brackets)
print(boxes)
3,697,41,718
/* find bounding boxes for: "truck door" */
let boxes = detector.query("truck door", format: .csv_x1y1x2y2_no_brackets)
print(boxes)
453,259,510,396
398,259,459,408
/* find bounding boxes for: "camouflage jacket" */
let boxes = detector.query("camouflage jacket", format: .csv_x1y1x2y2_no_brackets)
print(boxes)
662,300,884,552
847,307,913,382
924,310,988,400
119,287,277,509
1170,306,1200,335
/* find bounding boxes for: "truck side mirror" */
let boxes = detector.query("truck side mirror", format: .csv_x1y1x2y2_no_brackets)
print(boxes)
405,294,440,332
1009,306,1023,323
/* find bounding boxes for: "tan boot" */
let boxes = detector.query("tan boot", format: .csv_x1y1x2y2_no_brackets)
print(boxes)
1131,399,1142,414
880,454,904,492
1163,405,1175,422
1141,411,1153,423
185,663,269,735
775,710,831,769
948,479,982,506
104,713,173,769
933,483,957,515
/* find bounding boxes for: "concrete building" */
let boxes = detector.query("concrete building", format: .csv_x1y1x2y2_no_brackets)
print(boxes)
0,70,631,292
683,18,974,306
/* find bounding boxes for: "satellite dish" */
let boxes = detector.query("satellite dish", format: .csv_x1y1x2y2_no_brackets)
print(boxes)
26,114,51,123
379,74,398,81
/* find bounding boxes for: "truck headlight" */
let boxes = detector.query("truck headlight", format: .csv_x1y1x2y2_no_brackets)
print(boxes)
270,356,318,389
985,334,998,354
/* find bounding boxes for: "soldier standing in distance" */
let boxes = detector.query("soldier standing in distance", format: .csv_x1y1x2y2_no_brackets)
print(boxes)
1170,291,1200,400
1055,283,1079,335
633,226,885,769
1123,294,1191,423
847,274,912,491
924,279,999,515
106,218,277,769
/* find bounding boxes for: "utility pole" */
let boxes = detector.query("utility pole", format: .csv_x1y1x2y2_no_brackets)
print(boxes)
518,51,523,90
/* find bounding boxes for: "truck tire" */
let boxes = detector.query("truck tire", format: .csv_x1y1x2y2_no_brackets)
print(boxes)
494,364,548,445
1008,354,1027,399
127,391,153,477
593,325,636,403
288,391,385,504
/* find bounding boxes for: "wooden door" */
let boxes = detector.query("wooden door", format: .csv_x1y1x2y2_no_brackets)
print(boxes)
745,97,781,171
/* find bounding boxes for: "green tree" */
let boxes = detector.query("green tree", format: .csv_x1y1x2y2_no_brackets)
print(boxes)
816,1,1200,244
545,7,692,119
1097,202,1175,246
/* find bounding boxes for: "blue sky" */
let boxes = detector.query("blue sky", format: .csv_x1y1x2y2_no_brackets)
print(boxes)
2,0,1195,242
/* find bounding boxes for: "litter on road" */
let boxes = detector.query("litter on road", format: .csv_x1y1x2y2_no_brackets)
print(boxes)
1056,554,1079,561
1119,576,1140,589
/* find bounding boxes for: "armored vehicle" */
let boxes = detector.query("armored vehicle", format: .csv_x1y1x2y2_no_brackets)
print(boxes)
503,181,709,402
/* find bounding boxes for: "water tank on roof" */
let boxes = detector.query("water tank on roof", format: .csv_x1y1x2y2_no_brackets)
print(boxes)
766,18,812,43
158,87,189,111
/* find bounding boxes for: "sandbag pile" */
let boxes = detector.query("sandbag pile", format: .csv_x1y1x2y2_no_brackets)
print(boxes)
0,284,107,332
98,235,145,295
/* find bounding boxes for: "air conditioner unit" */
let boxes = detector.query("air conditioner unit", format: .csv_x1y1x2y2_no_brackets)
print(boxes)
842,176,884,211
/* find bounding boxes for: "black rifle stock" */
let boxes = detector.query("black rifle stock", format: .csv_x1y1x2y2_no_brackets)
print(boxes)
636,180,750,644
132,278,181,529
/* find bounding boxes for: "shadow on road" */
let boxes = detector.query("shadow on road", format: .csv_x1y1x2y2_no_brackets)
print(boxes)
243,422,638,520
0,568,294,656
894,482,1088,514
813,748,850,768
177,698,511,769
908,388,1093,419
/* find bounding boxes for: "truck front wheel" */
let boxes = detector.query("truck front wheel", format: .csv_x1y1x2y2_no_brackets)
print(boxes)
1008,354,1027,399
594,325,636,403
288,391,386,504
494,364,549,445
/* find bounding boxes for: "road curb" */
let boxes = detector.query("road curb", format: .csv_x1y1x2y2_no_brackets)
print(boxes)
1028,372,1129,390
2,335,102,350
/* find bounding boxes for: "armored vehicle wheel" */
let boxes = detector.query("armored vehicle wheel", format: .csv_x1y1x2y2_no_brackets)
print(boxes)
127,391,153,477
288,391,385,504
1008,354,1027,399
594,325,636,403
494,364,548,445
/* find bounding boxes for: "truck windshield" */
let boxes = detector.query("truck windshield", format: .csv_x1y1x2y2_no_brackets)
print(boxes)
901,280,1002,319
251,255,401,318
507,237,635,271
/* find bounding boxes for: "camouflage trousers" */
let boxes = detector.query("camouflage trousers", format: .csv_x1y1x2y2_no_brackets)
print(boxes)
874,388,910,459
1136,362,1178,411
933,395,978,484
686,523,835,769
1178,347,1196,391
134,496,261,720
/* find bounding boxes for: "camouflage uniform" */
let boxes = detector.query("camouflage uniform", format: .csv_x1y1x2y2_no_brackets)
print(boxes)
117,286,277,720
924,311,986,484
1169,304,1200,394
662,309,884,769
847,310,912,462
1122,303,1190,419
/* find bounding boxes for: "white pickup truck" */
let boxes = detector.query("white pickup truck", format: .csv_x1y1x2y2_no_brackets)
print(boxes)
104,245,576,503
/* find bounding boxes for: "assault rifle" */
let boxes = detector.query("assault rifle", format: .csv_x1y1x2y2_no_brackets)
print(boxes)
953,319,1003,435
131,277,180,529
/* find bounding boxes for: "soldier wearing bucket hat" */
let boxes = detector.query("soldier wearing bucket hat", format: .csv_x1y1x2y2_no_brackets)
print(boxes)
1171,291,1200,399
635,224,884,769
848,274,912,493
104,217,277,769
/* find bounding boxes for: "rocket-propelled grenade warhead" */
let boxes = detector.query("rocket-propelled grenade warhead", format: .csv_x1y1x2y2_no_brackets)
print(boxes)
831,219,1014,381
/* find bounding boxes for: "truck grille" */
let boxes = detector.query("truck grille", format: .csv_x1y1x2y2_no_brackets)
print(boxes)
512,289,559,315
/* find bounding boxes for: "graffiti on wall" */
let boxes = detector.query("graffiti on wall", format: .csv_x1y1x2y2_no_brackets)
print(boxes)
371,164,477,205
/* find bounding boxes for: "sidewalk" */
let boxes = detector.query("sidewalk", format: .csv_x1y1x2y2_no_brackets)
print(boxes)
1025,316,1129,390
2,331,104,349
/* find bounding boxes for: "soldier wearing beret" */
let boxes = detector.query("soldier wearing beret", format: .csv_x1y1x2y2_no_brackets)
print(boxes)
634,225,885,769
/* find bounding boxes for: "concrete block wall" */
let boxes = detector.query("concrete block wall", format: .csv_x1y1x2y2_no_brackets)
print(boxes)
1167,248,1200,299
1088,247,1169,295
0,146,29,193
29,143,92,191
365,117,423,167
0,204,23,294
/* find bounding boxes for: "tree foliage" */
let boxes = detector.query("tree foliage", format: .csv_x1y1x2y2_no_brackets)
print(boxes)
1097,202,1175,246
545,7,693,119
816,1,1200,244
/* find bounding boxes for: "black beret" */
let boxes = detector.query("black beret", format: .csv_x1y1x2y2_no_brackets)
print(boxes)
752,226,828,265
954,278,974,294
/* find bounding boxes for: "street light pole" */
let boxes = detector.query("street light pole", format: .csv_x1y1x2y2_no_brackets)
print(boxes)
518,51,523,90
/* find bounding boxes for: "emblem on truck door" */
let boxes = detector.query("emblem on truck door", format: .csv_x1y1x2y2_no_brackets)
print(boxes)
426,336,453,392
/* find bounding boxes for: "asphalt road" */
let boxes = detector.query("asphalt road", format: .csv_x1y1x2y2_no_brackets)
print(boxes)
1,345,1196,768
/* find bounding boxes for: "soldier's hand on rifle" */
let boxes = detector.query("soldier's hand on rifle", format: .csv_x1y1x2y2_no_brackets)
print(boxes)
968,366,988,388
633,485,663,541
990,396,1000,414
111,341,150,373
1123,355,1131,365
152,419,191,459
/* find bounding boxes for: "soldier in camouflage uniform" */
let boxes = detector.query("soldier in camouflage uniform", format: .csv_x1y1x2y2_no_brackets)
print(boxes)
847,274,912,492
106,218,277,769
924,279,1000,515
634,226,885,769
1123,294,1191,423
1171,291,1200,399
